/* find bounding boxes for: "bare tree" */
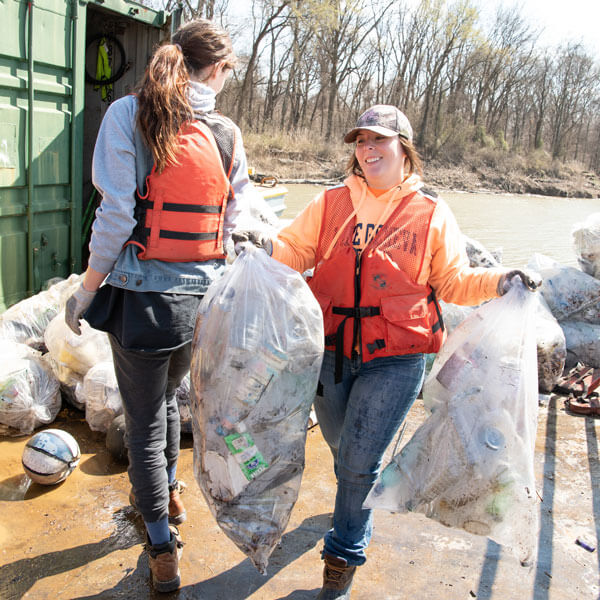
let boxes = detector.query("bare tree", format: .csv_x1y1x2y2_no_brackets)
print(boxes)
413,0,479,153
138,0,600,175
234,0,291,125
549,43,597,160
302,0,394,140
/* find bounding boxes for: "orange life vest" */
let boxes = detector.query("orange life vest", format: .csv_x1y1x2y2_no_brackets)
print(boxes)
126,116,235,262
308,185,445,382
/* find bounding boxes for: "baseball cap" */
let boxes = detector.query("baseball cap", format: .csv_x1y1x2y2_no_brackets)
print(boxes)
343,105,413,143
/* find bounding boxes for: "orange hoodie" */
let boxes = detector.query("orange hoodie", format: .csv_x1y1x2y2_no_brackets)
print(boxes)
272,174,503,306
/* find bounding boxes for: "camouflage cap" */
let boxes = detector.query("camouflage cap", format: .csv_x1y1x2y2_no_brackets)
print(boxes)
344,105,413,143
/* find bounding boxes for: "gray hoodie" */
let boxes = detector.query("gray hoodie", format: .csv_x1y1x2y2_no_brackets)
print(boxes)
88,81,257,294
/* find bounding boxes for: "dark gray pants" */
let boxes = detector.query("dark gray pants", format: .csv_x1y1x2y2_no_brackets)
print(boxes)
109,335,191,523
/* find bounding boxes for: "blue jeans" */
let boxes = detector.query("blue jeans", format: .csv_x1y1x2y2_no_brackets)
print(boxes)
109,335,190,523
314,350,425,566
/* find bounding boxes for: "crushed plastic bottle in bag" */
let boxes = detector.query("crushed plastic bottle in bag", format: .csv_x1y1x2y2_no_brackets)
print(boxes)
365,280,539,562
190,244,324,574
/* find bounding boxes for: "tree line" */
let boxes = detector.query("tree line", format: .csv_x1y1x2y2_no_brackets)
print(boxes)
161,0,600,172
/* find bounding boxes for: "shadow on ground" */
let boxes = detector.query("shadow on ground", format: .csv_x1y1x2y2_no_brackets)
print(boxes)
68,513,329,600
0,508,143,600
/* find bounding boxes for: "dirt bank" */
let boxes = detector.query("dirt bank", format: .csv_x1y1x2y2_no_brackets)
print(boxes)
249,145,600,198
425,162,600,198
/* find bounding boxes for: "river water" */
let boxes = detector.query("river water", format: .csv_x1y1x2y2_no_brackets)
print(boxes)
280,184,600,268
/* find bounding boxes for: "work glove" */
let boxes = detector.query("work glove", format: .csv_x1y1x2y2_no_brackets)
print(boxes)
497,269,541,296
231,230,273,256
65,283,97,335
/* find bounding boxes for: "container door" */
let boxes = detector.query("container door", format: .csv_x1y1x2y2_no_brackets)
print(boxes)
0,0,82,311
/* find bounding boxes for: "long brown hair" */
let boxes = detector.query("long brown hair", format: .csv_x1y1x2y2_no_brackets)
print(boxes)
346,136,423,180
136,19,234,172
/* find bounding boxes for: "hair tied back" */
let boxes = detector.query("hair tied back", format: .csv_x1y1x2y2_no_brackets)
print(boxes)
174,43,182,52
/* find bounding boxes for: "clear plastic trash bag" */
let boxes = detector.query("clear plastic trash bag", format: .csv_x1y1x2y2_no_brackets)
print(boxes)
365,280,539,562
572,213,600,278
0,274,82,350
75,361,122,433
190,244,324,574
0,340,61,436
560,320,600,368
431,297,566,393
527,253,600,323
463,235,502,268
44,311,112,409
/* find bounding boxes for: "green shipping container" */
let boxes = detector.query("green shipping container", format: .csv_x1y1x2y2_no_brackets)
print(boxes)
0,0,171,311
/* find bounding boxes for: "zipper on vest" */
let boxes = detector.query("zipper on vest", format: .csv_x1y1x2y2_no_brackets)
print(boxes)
352,250,362,364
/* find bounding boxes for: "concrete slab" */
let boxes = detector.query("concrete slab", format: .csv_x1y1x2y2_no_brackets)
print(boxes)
1,395,599,599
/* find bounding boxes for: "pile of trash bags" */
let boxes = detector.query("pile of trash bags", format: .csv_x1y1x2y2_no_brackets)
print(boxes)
0,276,81,435
0,275,127,436
367,279,540,562
190,244,324,574
44,311,113,411
527,213,600,368
0,276,199,438
431,214,600,393
430,225,600,394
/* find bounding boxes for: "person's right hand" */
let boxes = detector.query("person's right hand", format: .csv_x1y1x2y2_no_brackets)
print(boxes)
231,230,273,255
497,269,541,295
65,284,97,335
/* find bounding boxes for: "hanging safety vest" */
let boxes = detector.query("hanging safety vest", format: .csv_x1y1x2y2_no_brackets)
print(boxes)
308,185,445,382
126,113,236,262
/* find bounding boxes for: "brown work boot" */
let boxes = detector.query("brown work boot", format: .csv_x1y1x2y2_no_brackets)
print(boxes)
316,554,357,599
130,479,187,525
168,479,187,525
146,525,184,593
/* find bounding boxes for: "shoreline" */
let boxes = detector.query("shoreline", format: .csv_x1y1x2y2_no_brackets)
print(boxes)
255,162,600,200
424,164,600,199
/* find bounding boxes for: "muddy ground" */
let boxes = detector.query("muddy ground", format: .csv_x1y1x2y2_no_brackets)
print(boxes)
1,394,599,599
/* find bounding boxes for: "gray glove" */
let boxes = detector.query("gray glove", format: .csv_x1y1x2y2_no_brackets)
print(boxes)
65,283,97,335
497,269,541,295
231,230,273,256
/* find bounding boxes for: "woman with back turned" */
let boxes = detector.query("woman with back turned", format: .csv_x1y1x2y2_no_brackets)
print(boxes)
65,19,255,592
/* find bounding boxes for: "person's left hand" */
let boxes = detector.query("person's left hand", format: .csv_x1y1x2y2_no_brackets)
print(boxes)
231,230,273,255
65,284,97,334
497,269,541,295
